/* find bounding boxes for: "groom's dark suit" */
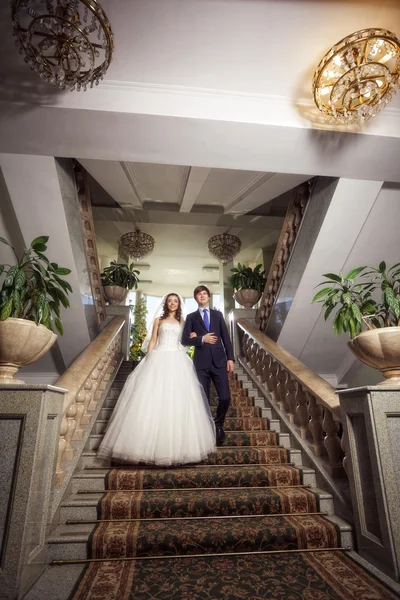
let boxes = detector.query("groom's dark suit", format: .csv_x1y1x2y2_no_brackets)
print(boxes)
182,308,234,427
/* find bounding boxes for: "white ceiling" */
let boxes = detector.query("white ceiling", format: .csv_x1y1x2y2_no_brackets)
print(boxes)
88,160,295,296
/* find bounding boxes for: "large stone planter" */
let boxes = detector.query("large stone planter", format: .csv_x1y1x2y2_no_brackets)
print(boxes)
234,289,262,309
348,326,400,385
103,285,129,305
0,318,57,384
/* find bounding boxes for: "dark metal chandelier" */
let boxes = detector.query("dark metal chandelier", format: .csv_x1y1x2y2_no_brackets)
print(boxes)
207,233,242,265
120,230,155,261
11,0,114,91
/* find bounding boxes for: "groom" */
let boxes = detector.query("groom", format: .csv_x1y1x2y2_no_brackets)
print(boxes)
182,285,234,445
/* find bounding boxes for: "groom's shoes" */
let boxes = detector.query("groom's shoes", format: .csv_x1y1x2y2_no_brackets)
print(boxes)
216,424,226,446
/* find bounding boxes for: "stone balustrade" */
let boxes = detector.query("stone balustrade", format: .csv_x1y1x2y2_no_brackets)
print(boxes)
54,316,125,489
257,182,311,332
238,318,345,478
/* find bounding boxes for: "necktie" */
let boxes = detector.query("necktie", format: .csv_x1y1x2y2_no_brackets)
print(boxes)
203,309,210,332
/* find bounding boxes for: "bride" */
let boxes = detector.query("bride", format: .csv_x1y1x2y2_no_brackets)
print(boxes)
97,293,216,466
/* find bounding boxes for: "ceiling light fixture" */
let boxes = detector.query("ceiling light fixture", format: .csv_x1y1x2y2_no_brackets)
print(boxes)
207,233,241,265
313,28,400,124
120,230,155,261
11,0,114,91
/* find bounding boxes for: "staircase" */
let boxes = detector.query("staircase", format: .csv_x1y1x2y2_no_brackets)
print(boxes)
26,361,398,600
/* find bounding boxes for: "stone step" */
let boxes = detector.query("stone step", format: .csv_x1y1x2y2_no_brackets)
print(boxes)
80,447,303,469
104,395,119,408
93,419,108,435
99,407,113,420
50,491,349,564
277,432,290,448
269,419,281,433
80,451,110,469
60,485,336,525
87,430,291,452
71,465,318,494
87,433,103,451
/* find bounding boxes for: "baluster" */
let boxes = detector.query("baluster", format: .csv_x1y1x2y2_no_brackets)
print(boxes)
323,409,345,477
269,360,280,405
341,433,348,478
56,415,68,485
307,393,325,456
276,368,290,414
296,386,310,439
81,376,95,423
285,376,298,424
63,400,77,461
254,348,263,381
72,387,86,441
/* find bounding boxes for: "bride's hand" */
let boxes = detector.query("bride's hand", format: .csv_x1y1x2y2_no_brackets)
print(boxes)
189,332,197,339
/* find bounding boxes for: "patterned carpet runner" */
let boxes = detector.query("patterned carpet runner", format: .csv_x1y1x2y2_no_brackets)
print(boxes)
71,371,397,600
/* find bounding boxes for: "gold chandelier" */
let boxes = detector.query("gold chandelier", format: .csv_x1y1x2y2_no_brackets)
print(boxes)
11,0,114,91
120,230,155,261
207,233,242,265
313,28,400,124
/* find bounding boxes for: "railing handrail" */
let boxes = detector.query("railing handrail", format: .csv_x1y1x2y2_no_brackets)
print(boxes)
56,315,125,413
237,318,340,419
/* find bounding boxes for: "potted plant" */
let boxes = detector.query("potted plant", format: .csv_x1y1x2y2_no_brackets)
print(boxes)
0,235,72,383
229,263,267,309
101,261,140,305
312,262,400,385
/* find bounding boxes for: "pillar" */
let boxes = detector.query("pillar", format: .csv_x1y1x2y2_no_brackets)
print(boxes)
219,260,235,323
0,154,93,368
0,384,66,599
339,385,400,582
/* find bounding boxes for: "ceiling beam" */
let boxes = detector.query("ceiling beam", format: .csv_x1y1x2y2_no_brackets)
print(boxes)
78,159,143,209
179,166,211,212
225,173,312,214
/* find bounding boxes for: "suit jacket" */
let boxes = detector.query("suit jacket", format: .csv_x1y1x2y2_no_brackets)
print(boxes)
182,308,234,370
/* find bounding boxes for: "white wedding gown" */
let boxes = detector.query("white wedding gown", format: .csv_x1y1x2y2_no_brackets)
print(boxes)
98,321,216,466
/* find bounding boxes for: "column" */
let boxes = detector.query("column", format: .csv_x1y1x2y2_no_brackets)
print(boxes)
338,386,400,582
0,384,66,599
219,260,235,323
0,154,93,368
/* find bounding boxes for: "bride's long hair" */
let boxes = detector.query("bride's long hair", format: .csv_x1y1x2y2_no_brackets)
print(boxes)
159,293,183,323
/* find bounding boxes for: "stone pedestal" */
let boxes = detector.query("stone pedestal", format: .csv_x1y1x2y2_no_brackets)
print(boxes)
229,308,256,358
338,385,400,582
105,305,131,360
0,384,66,599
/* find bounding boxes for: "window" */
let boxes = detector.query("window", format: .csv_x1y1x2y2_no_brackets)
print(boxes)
146,296,162,329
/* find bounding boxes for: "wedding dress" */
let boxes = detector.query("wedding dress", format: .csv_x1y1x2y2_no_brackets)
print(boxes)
97,321,216,466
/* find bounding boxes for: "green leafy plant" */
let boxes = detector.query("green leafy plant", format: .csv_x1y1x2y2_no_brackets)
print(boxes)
0,236,72,335
312,262,400,339
229,263,266,292
129,297,147,361
101,262,140,290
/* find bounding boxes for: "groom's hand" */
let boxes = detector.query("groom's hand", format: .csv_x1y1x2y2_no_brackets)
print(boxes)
227,360,234,373
203,332,218,344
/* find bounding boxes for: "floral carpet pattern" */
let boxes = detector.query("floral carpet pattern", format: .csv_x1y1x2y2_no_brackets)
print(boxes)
71,372,397,600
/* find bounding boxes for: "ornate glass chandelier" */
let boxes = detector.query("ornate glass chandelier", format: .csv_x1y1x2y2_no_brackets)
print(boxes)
11,0,114,91
313,28,400,124
120,230,155,261
207,233,241,265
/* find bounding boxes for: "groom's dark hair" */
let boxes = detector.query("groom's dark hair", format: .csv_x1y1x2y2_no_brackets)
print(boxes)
193,285,211,299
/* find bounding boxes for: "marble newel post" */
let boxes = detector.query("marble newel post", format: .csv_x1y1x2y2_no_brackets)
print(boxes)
0,384,66,599
338,385,400,582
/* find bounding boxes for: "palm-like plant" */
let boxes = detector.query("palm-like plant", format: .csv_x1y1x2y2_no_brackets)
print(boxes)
229,263,266,292
312,262,400,339
101,262,140,290
0,236,72,335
